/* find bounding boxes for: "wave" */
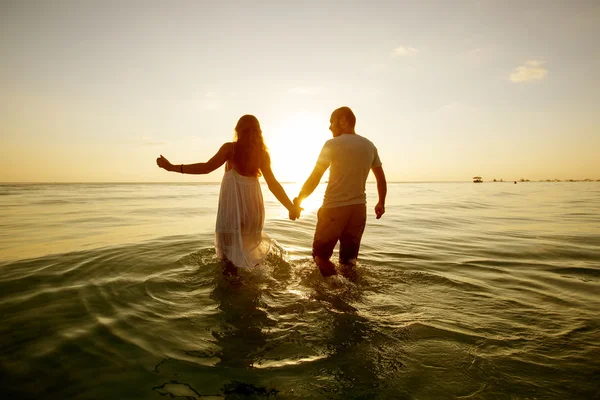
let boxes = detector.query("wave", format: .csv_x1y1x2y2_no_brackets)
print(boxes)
1,182,600,399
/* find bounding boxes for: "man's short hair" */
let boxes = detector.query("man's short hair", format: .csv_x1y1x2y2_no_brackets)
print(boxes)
334,106,356,128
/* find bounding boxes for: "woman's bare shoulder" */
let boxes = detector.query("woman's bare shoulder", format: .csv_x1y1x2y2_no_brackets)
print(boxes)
261,149,271,164
221,142,234,156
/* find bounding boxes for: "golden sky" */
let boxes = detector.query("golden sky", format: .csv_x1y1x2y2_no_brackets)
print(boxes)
1,0,599,182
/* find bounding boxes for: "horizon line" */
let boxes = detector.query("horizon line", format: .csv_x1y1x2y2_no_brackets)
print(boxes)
1,179,599,185
0,180,468,184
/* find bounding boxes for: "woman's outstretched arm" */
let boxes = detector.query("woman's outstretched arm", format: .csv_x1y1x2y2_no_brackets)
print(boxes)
156,143,233,175
260,152,302,220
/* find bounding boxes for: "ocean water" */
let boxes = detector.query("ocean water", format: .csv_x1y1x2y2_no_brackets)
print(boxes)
1,182,599,399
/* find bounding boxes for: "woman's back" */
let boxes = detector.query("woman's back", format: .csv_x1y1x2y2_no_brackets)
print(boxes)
229,114,266,178
214,115,272,268
156,113,299,269
226,144,266,178
216,162,270,268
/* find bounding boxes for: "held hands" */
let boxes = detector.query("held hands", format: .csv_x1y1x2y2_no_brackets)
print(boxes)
289,197,303,221
156,155,173,171
375,202,385,219
289,204,303,221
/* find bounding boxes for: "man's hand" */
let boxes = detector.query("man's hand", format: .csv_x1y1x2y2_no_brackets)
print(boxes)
156,155,173,171
375,202,385,219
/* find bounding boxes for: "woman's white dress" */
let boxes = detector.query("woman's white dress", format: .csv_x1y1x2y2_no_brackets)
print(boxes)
215,169,271,268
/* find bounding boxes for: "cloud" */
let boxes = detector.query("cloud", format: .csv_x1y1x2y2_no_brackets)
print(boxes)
202,92,221,111
510,60,548,83
435,102,480,115
391,46,419,57
142,137,167,146
288,86,324,95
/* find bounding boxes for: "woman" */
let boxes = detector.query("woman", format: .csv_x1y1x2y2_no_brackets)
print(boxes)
156,115,301,269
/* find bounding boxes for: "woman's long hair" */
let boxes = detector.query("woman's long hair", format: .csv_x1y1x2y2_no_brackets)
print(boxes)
233,114,267,177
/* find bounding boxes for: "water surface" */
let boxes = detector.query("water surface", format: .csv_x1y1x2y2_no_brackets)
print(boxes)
1,182,599,399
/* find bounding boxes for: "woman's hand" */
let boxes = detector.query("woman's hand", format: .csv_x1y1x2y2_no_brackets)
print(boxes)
156,155,173,172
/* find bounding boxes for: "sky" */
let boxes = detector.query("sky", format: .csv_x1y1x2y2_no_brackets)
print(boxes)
1,0,599,183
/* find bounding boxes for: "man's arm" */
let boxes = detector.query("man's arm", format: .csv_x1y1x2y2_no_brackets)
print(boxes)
372,165,387,219
296,165,327,204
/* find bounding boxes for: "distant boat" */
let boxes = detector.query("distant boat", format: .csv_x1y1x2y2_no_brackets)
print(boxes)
473,176,483,183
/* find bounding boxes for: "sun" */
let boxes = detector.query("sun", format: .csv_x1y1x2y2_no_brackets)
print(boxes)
264,112,330,184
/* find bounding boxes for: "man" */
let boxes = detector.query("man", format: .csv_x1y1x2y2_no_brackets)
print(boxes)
294,106,387,277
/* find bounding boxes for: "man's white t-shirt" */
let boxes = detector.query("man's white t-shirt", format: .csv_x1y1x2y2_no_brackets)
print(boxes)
316,133,382,209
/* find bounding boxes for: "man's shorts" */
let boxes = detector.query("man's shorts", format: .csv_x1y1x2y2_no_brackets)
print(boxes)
312,204,367,264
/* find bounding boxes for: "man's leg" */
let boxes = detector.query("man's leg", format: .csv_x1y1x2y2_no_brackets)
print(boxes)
312,207,348,277
339,204,367,265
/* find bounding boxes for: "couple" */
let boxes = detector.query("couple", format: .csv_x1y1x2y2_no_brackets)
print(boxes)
156,107,387,277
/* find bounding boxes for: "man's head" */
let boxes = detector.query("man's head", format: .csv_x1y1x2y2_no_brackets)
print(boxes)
329,106,356,137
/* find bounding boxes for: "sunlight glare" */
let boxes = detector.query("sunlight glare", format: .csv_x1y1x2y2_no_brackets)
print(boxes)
281,182,326,214
265,112,330,184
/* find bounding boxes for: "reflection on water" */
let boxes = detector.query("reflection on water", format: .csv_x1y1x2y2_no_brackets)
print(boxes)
1,182,599,399
210,270,272,369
